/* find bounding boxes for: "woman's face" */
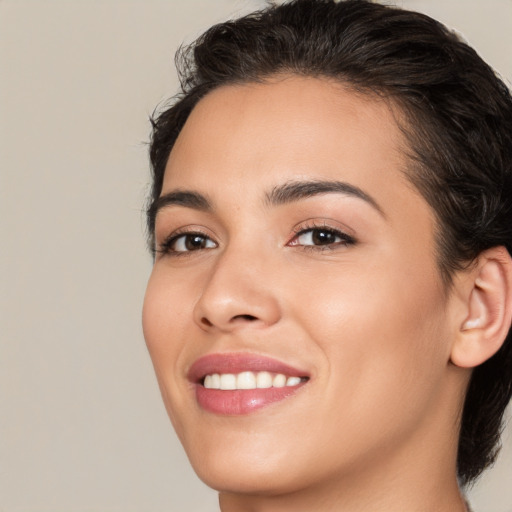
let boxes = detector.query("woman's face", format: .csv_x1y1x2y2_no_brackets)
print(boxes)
143,76,459,495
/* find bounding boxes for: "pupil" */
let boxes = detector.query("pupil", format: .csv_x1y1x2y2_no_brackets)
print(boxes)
185,235,206,250
312,230,335,245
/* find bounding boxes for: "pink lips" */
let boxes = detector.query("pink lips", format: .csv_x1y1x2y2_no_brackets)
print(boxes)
188,353,309,415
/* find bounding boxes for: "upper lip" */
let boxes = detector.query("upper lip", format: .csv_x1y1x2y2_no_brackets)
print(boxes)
187,352,310,383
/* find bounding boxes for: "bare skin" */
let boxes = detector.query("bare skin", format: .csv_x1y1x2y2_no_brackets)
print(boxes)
143,75,481,511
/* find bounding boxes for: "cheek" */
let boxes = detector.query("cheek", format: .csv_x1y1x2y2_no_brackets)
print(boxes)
291,257,450,420
142,266,195,350
142,272,179,361
142,269,194,422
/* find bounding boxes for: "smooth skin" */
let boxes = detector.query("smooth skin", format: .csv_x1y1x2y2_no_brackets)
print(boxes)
143,75,512,512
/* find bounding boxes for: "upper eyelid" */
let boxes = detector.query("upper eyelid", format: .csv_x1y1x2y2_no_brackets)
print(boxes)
289,226,355,244
156,224,218,244
156,219,356,252
156,228,218,256
293,226,348,237
290,218,356,238
164,231,213,245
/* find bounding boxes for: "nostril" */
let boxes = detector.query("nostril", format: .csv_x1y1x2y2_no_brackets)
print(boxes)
198,314,258,329
233,314,258,322
200,317,214,327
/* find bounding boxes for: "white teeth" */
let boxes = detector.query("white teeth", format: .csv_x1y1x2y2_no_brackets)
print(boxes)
204,374,222,389
237,371,256,389
273,373,286,388
211,373,220,388
256,371,273,388
202,371,305,390
219,373,237,390
286,376,301,386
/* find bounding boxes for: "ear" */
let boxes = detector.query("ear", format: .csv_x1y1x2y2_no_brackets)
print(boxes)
450,246,512,368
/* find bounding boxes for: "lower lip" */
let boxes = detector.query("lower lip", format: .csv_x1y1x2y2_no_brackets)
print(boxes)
195,384,305,415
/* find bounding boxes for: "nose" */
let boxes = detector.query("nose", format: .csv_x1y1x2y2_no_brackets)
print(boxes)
193,247,281,333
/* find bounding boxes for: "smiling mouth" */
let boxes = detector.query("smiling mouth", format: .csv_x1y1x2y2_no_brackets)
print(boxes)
202,371,307,390
189,353,310,415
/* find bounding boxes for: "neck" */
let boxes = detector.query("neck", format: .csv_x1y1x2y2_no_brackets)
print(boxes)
219,467,467,512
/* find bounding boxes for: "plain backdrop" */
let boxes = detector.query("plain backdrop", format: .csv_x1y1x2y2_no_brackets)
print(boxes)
1,1,511,511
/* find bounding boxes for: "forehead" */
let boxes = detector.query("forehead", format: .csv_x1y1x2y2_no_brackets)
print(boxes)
162,75,422,221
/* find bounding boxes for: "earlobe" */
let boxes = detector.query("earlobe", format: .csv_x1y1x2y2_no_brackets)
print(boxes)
451,247,512,368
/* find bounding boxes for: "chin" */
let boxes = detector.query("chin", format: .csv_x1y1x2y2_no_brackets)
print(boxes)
194,461,307,497
184,435,311,495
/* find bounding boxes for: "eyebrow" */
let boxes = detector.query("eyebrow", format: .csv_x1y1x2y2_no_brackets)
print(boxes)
148,190,212,225
265,179,384,216
149,178,384,231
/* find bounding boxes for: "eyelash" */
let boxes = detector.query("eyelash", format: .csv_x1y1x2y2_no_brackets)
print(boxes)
157,229,216,257
289,222,356,251
157,223,356,257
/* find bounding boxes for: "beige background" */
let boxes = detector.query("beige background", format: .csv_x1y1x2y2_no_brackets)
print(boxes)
1,0,511,510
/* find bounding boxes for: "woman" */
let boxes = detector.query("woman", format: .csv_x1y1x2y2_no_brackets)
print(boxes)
142,1,512,510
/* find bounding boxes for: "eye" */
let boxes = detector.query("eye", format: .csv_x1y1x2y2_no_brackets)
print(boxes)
160,232,217,255
289,226,355,248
